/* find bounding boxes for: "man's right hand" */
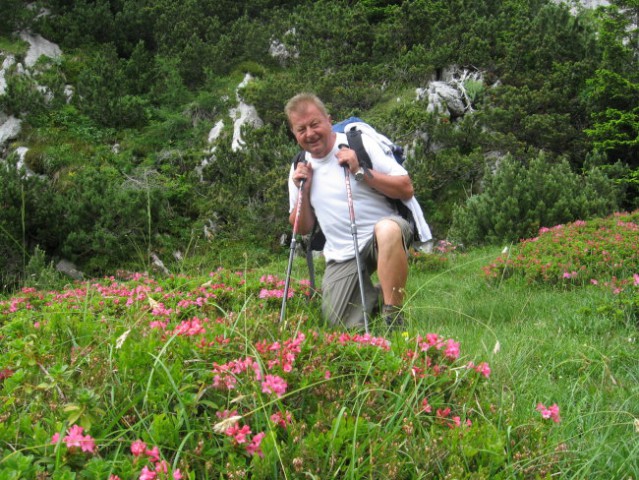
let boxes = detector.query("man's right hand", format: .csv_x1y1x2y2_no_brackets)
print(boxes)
293,161,313,189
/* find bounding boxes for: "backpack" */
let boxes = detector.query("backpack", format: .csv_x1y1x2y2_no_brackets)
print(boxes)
291,118,427,290
333,116,406,165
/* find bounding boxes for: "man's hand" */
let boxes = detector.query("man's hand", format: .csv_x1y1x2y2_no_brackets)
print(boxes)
336,144,360,175
293,160,313,189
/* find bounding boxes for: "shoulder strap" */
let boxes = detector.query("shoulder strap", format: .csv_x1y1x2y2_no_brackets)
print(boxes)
292,150,305,168
345,129,373,170
346,128,418,238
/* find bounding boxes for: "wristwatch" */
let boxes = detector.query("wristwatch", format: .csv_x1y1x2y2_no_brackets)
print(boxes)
354,167,365,182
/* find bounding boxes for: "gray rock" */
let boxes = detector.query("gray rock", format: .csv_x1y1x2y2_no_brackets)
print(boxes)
56,259,84,280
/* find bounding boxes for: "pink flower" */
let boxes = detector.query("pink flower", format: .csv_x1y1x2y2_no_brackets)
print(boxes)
436,407,451,418
225,424,252,444
475,362,491,378
52,426,96,453
154,460,168,474
79,435,96,453
420,334,439,346
421,398,432,413
634,273,639,286
444,339,460,359
145,446,161,462
270,411,293,428
63,425,86,448
536,402,561,423
216,409,238,419
139,466,157,480
131,439,147,456
246,432,266,457
261,374,287,398
173,470,183,480
109,476,121,480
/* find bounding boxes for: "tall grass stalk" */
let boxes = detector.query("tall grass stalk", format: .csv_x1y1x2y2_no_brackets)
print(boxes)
21,183,26,273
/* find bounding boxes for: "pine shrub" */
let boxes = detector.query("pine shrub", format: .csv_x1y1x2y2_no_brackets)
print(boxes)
449,152,620,245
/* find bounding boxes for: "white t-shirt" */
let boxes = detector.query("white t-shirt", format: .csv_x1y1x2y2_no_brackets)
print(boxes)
288,132,408,263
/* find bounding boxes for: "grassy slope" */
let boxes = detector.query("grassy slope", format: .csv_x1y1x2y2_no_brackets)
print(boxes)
0,240,636,477
403,246,638,476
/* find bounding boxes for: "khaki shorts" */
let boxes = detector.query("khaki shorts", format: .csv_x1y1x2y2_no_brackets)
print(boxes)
321,216,412,329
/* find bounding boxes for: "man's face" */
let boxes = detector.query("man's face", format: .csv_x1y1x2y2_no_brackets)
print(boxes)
289,102,335,158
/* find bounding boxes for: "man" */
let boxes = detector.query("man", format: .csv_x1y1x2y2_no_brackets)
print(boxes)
286,93,428,329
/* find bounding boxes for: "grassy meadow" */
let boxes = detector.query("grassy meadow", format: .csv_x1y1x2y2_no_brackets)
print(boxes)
0,211,638,479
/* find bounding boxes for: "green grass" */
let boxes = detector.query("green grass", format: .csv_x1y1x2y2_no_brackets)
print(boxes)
0,214,637,479
0,36,29,57
406,246,638,477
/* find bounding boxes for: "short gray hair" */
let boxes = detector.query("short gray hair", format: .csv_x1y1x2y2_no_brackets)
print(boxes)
285,93,329,122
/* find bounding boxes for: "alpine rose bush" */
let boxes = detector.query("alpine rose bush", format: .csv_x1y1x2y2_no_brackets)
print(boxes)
483,210,639,318
0,265,565,478
483,210,639,288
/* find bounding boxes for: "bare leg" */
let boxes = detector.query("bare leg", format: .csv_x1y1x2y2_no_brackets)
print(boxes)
374,219,408,306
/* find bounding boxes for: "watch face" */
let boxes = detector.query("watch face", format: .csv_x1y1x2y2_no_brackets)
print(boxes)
355,170,364,181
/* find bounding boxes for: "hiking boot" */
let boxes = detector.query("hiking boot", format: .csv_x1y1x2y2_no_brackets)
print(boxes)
382,304,404,329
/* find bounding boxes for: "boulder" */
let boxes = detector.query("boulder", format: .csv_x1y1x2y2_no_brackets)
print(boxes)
56,259,84,281
0,55,16,95
0,113,21,146
19,31,62,67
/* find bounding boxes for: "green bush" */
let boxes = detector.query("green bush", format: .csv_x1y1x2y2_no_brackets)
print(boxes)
449,152,621,246
199,124,294,248
0,155,69,291
74,44,149,128
58,164,193,273
0,73,48,117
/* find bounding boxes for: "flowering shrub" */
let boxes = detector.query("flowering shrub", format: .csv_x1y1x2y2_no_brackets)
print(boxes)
409,240,462,272
0,264,565,478
483,210,639,321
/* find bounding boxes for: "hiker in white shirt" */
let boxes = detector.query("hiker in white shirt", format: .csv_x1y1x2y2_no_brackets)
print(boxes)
286,93,416,329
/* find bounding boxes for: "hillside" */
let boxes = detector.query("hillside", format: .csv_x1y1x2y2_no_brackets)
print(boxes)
0,0,638,289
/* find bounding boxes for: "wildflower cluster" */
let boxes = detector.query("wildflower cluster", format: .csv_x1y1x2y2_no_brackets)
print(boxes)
484,211,639,289
51,425,96,454
258,274,311,302
537,403,562,423
409,240,462,272
0,264,566,478
127,439,183,480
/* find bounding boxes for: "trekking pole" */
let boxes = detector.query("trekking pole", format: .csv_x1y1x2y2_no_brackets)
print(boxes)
279,168,306,324
339,144,370,334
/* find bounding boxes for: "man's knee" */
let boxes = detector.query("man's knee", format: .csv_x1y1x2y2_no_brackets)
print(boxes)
374,219,402,245
375,218,402,241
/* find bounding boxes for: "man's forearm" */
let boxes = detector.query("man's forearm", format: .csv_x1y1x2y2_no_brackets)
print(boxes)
362,171,414,200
